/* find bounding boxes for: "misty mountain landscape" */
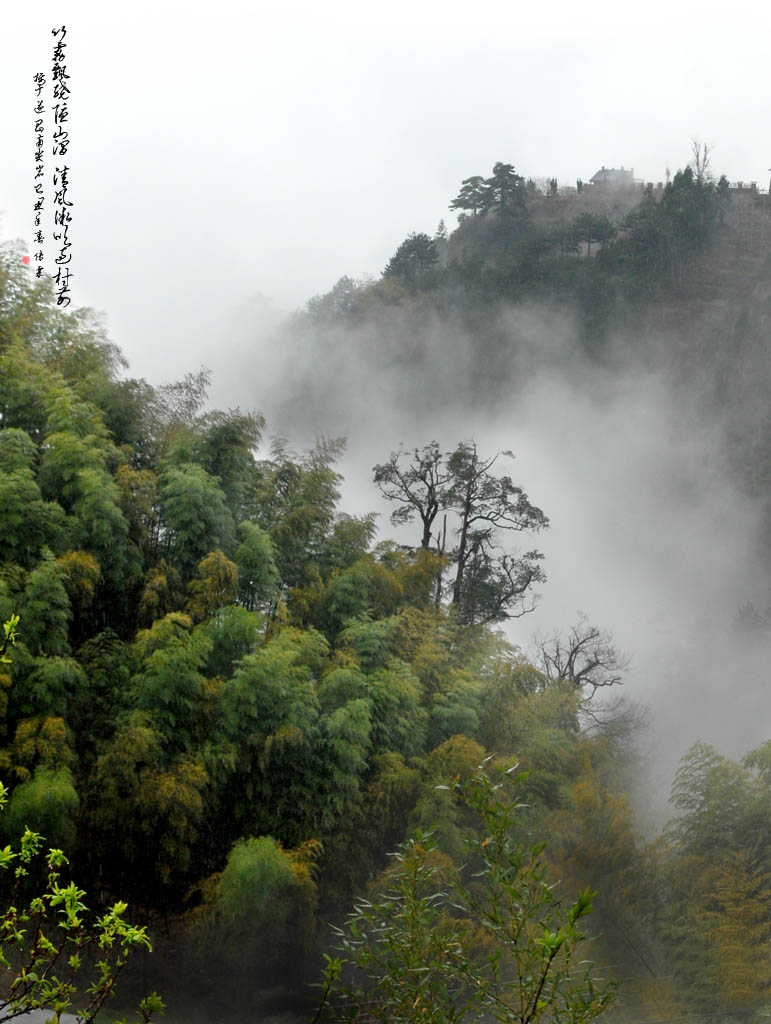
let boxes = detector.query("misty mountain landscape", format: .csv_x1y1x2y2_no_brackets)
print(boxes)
4,2,771,1019
2,146,771,1023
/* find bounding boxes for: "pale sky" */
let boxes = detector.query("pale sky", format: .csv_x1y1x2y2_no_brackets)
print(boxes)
3,0,771,384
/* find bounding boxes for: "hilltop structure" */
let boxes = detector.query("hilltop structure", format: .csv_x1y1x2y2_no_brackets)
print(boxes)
590,166,636,186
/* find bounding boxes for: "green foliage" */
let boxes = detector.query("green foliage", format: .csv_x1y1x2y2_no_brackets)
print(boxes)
69,467,134,588
426,679,480,750
138,561,183,627
365,659,426,757
631,739,771,1018
450,175,489,217
0,343,55,440
696,851,771,1013
410,735,487,861
10,715,77,778
0,615,162,1023
449,163,527,220
187,408,264,519
0,428,39,476
233,520,279,611
316,513,378,576
3,765,79,850
668,740,758,857
546,756,646,957
0,468,66,569
328,751,423,901
484,161,527,216
253,437,345,589
205,834,320,971
16,655,88,718
115,464,158,558
73,630,131,745
19,552,71,657
338,614,402,670
87,710,207,896
446,440,549,624
0,615,19,665
479,658,549,748
571,212,616,257
326,761,615,1024
57,550,101,612
130,613,212,751
322,557,405,636
0,841,162,1021
13,223,771,1021
159,463,233,581
304,276,359,323
215,627,325,839
383,233,439,288
37,430,108,503
216,835,292,929
601,165,727,299
186,549,238,622
195,603,262,679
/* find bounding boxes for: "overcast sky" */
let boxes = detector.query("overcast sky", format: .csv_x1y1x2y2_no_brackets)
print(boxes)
3,0,771,385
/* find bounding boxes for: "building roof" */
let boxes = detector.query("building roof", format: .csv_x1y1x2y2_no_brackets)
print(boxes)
590,166,634,184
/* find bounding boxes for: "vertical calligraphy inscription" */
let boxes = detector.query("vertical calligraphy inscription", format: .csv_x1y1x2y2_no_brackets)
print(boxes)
32,71,46,274
51,25,72,306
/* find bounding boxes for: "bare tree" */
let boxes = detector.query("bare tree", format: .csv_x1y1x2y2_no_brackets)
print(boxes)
534,612,630,699
690,139,714,184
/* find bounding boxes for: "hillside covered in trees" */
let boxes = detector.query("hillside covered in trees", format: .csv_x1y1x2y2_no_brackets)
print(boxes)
2,146,771,1023
284,155,771,543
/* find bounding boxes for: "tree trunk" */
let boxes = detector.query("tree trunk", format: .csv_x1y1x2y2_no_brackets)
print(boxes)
452,484,473,608
434,515,446,609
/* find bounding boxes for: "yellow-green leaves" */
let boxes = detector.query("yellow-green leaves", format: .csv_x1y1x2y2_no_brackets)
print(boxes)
1,615,19,664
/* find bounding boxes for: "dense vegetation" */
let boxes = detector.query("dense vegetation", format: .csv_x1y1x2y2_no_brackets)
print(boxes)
2,147,771,1021
311,155,734,316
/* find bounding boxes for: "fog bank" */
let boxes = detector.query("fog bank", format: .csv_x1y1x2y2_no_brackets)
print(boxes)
216,298,770,814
